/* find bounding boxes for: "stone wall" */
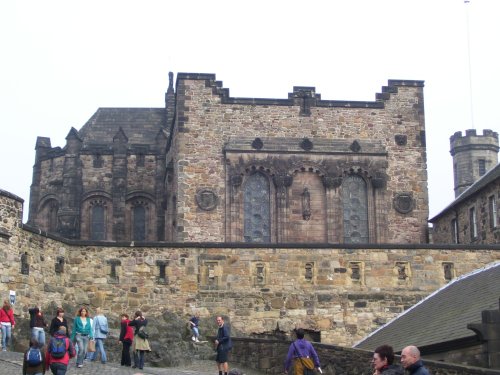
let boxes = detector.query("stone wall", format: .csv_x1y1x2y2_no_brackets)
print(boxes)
2,190,500,349
230,337,500,375
171,75,429,244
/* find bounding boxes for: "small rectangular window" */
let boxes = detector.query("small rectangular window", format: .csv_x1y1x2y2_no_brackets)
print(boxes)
478,159,486,176
451,218,459,244
489,195,498,229
469,206,478,240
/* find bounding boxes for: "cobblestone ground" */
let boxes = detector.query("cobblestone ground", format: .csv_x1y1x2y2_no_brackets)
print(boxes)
0,351,266,375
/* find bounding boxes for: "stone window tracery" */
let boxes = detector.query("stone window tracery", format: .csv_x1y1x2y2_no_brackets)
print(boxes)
342,175,368,243
243,172,271,243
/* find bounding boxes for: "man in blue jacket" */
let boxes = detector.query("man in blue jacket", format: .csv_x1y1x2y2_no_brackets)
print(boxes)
214,316,232,375
401,346,430,375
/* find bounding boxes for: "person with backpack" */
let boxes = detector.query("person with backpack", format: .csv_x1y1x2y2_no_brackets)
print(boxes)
0,300,15,351
23,337,45,375
46,326,75,375
284,328,321,375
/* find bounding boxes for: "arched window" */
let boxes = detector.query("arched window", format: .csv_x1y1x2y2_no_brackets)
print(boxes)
243,172,271,243
91,204,106,240
133,205,146,241
342,175,368,243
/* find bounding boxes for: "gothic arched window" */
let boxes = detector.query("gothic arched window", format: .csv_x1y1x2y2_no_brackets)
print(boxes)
90,203,106,240
342,175,368,243
133,204,146,241
243,172,271,243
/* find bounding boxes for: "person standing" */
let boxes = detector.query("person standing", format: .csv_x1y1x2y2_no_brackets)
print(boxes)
119,313,134,367
284,328,321,375
0,300,15,351
401,346,430,375
372,345,404,375
214,316,233,375
128,310,151,370
92,307,108,364
29,306,48,347
189,313,200,342
22,337,45,375
46,326,75,375
48,308,69,338
70,307,93,369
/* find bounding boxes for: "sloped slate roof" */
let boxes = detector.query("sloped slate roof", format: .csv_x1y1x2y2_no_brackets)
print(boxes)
429,163,500,222
354,261,500,352
78,108,166,147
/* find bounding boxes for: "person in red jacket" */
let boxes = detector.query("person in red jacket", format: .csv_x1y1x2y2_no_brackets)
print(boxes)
118,313,134,367
0,300,15,351
45,326,75,375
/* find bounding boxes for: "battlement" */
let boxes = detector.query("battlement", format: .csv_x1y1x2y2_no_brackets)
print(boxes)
450,129,499,143
176,72,423,108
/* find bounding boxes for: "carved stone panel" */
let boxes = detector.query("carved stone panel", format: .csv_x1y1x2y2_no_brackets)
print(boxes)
394,192,414,214
196,189,218,211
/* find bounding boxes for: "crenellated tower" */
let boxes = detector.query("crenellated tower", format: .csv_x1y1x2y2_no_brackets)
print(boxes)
450,129,499,197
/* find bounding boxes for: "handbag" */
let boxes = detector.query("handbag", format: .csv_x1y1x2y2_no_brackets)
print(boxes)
292,342,315,375
137,326,149,339
87,339,96,352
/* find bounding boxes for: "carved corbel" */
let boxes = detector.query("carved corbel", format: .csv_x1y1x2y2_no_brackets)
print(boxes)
322,175,343,189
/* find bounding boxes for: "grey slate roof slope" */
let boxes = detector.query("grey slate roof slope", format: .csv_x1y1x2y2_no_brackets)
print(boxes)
78,108,166,147
354,261,500,352
429,163,500,222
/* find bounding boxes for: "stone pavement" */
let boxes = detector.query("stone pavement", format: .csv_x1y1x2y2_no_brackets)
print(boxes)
0,351,266,375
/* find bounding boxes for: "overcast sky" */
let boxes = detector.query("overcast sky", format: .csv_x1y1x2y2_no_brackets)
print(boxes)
1,0,499,223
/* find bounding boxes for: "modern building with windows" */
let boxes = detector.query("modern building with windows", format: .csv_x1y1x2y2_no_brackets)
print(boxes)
28,72,429,244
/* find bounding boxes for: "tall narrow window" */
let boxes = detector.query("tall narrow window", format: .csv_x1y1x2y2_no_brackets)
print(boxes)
243,173,271,243
91,205,105,240
478,159,486,176
489,195,498,229
342,175,368,243
469,206,478,240
451,218,459,244
133,205,146,241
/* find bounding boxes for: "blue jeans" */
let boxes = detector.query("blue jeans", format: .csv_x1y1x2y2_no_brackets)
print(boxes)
133,350,145,369
192,326,199,338
94,338,107,363
74,334,89,365
31,327,46,346
50,362,68,375
1,324,12,350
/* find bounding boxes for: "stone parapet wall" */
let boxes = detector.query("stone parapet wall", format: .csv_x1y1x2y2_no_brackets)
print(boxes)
231,338,500,375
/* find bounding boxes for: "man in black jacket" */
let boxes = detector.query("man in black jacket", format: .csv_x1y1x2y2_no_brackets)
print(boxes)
401,346,430,375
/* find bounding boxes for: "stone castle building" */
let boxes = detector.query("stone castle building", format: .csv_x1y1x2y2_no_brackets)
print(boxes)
28,72,429,244
1,73,500,365
430,129,499,244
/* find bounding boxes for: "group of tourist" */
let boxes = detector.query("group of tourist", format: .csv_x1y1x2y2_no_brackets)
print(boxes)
13,304,150,375
1,300,432,375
